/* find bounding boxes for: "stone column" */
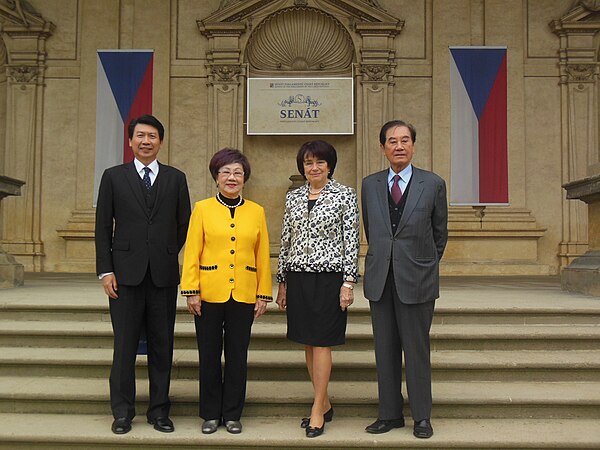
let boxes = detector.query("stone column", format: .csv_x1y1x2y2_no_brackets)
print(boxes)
0,3,54,272
355,22,403,186
551,5,600,267
551,3,600,295
198,21,246,196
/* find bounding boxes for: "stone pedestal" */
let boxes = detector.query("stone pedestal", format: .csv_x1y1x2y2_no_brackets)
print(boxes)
0,176,25,288
0,251,24,288
562,175,600,297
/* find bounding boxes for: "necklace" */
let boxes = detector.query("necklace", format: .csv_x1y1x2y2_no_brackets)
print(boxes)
308,185,326,195
216,192,242,209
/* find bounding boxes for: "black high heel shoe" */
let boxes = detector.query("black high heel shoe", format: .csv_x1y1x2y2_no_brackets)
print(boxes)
300,406,333,428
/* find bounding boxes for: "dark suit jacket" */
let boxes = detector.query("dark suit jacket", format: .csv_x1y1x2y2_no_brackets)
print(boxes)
361,166,448,304
95,161,191,287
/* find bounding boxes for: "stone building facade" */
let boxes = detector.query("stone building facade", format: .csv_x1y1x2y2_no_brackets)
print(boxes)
0,0,596,276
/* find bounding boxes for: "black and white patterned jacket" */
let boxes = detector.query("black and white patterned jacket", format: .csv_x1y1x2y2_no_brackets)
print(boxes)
277,179,360,283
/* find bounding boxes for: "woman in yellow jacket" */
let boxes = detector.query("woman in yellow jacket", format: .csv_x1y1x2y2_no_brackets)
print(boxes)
181,148,272,435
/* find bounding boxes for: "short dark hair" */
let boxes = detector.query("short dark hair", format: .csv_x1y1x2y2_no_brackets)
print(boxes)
379,120,416,145
128,115,165,141
296,140,337,180
209,148,251,182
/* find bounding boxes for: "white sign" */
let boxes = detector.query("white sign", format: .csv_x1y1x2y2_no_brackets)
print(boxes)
247,77,354,135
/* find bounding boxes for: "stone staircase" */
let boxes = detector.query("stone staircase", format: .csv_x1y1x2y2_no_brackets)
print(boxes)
0,274,599,449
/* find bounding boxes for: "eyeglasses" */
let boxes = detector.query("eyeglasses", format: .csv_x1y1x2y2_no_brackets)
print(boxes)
303,160,327,168
218,170,245,178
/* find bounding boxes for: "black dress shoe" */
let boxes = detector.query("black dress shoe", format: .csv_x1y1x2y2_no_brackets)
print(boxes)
300,406,334,428
305,421,325,438
413,419,433,438
147,416,174,433
365,418,405,434
224,420,242,434
111,417,132,434
201,419,220,434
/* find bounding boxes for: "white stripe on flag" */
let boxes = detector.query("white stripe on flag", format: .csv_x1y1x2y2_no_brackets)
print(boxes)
450,54,479,205
94,54,126,207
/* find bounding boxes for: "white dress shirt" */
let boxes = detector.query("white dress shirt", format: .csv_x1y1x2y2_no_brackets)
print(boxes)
134,158,159,186
388,164,413,194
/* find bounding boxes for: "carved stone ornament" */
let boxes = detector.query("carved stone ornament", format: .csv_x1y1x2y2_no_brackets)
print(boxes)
360,64,391,81
1,0,42,27
217,0,242,10
0,39,7,67
8,64,38,83
246,7,354,73
565,64,597,82
578,0,600,12
361,0,384,8
210,64,242,81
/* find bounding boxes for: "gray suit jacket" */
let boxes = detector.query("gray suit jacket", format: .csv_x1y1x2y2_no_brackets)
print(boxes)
361,166,448,304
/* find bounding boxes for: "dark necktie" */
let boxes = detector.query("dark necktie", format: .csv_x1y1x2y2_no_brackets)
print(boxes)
143,167,151,191
391,174,402,204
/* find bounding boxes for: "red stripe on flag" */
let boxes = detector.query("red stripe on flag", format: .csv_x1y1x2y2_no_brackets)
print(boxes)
478,55,507,203
122,56,154,163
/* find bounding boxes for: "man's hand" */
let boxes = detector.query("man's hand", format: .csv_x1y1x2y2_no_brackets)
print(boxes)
276,282,287,311
102,274,119,299
186,295,202,316
254,300,267,319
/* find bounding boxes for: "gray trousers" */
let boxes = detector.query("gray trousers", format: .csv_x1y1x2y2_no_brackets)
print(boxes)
369,270,435,422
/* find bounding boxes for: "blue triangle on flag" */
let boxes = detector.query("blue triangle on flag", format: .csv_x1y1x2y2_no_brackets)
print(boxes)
98,51,153,122
450,48,506,119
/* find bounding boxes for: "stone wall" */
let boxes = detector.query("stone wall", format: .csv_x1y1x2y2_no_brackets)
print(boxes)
0,0,582,275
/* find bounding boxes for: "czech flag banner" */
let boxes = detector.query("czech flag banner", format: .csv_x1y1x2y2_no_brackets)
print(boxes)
93,49,153,205
449,47,508,205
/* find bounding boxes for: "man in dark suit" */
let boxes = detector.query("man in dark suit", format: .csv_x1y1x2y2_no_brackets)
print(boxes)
361,120,448,439
95,115,191,435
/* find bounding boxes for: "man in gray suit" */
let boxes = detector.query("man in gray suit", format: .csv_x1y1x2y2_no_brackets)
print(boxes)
361,120,448,439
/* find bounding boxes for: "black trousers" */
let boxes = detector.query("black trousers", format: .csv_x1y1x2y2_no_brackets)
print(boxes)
369,268,435,422
109,269,177,420
194,298,255,421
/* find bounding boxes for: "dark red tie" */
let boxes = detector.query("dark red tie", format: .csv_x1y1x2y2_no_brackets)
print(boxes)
391,174,402,204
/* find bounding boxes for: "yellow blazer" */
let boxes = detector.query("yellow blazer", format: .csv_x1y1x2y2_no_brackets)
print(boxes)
181,197,272,304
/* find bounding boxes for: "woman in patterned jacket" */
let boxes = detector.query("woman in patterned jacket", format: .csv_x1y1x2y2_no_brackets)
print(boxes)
276,140,360,438
181,148,272,435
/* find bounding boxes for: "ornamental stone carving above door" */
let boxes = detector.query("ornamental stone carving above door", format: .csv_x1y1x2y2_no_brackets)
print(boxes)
246,6,354,75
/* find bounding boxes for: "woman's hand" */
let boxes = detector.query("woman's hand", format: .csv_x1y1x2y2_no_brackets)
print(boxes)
276,282,287,311
186,295,202,316
254,300,268,318
340,283,354,311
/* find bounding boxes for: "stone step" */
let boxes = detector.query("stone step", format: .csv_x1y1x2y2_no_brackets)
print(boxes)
1,320,599,351
2,276,598,449
1,376,598,419
3,300,600,325
1,347,599,382
1,414,599,450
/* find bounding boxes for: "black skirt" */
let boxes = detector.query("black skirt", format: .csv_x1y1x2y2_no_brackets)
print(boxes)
285,271,347,347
